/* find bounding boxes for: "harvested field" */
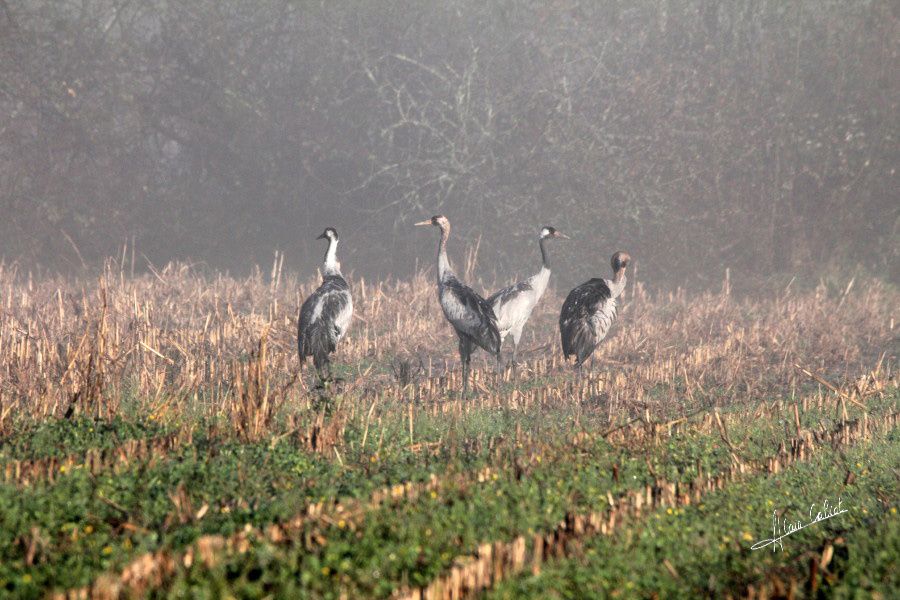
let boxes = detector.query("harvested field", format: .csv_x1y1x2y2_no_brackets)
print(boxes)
0,263,896,598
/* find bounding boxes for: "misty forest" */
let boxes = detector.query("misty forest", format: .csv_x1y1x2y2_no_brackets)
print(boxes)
0,1,898,598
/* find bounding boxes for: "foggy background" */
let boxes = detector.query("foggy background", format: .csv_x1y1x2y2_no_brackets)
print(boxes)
1,0,897,291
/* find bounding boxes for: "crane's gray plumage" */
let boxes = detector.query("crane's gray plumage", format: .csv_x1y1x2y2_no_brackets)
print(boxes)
416,215,500,396
298,227,353,381
489,226,568,364
559,251,630,367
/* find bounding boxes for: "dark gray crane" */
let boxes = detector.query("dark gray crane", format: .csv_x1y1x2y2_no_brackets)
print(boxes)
298,227,353,384
559,251,631,368
415,215,500,396
488,226,569,365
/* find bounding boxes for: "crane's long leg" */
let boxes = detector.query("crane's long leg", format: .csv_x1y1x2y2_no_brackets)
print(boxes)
299,357,307,391
510,329,522,367
493,334,505,374
575,350,588,373
459,337,473,398
313,355,327,388
461,355,470,399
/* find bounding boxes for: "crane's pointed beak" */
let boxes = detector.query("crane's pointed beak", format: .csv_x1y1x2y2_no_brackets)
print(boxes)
316,232,327,240
556,232,571,239
414,220,432,227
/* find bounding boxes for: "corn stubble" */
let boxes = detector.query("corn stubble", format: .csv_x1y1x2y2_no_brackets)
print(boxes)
0,259,896,598
0,260,892,434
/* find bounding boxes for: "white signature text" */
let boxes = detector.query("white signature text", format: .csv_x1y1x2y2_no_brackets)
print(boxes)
751,497,848,552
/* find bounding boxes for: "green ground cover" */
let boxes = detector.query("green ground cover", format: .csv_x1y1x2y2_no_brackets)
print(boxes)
0,387,895,599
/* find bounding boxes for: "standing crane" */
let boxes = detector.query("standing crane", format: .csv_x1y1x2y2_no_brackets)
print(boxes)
415,215,500,396
488,226,569,365
559,251,631,368
298,227,353,385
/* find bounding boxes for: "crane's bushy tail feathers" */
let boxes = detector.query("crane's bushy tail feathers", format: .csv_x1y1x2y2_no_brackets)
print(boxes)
561,319,596,367
486,322,502,356
299,325,336,368
467,311,501,357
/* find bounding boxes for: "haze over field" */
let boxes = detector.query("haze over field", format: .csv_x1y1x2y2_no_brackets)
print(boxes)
1,4,898,596
1,0,897,289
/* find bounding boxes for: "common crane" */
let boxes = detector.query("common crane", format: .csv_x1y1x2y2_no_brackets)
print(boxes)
488,226,568,365
559,251,631,368
415,215,500,396
298,227,353,384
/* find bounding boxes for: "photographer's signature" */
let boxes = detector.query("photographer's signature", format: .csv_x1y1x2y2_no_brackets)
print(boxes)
751,497,848,552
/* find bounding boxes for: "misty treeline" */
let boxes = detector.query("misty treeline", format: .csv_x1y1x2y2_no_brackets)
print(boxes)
1,0,897,289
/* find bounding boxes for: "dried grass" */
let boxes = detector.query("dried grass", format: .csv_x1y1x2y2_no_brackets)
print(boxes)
0,259,895,437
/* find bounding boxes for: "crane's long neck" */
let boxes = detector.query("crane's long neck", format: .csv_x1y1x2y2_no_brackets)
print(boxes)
322,238,341,276
437,225,452,281
609,267,627,298
538,236,551,271
527,236,552,300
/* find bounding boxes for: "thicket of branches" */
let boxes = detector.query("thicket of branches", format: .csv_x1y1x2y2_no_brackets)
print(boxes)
1,0,896,288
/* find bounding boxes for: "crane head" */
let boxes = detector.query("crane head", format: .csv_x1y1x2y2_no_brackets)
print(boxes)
540,226,570,240
611,251,631,273
414,215,449,230
317,227,338,241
